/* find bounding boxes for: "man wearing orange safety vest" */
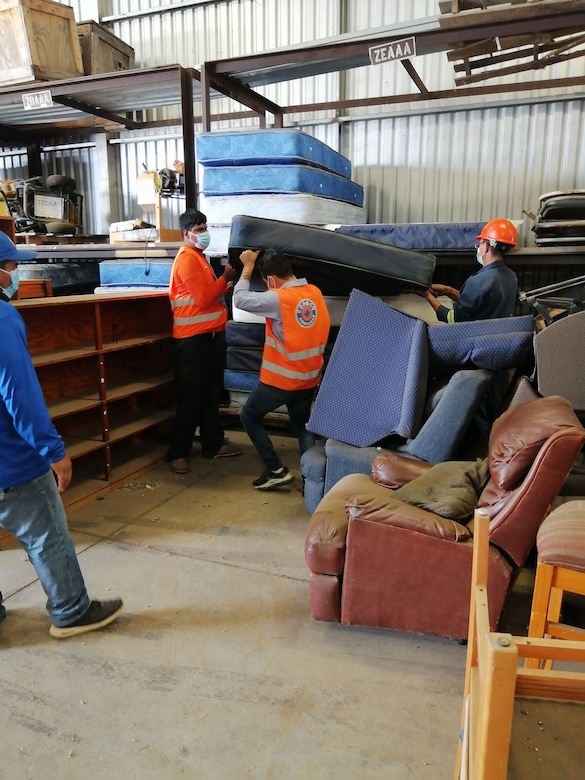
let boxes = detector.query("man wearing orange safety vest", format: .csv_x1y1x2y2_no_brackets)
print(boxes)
233,248,330,490
167,209,241,473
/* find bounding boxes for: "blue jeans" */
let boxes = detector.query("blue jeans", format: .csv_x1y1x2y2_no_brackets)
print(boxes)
0,469,90,627
240,382,316,471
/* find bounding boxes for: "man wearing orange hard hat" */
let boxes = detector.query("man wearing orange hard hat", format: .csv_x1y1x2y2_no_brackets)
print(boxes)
420,218,518,323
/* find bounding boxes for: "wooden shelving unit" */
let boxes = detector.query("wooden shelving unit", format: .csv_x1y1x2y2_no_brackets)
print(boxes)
14,291,174,512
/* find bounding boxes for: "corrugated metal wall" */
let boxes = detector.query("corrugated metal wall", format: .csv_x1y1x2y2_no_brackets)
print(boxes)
1,0,583,243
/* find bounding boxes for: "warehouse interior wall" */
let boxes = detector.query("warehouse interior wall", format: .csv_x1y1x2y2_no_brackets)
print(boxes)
1,0,583,240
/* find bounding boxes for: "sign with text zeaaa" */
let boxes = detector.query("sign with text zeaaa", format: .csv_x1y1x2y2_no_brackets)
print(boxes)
369,37,416,65
22,90,53,111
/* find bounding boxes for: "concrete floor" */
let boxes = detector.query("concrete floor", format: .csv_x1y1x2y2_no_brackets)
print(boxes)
1,427,584,779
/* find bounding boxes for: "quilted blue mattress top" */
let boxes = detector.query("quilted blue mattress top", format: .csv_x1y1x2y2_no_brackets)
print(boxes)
99,258,172,287
336,223,486,252
196,130,352,178
202,164,364,206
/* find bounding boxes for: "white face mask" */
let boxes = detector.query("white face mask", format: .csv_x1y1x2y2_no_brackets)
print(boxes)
476,249,483,266
0,268,19,299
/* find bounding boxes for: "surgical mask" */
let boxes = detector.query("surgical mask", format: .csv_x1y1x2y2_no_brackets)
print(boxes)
194,231,210,251
0,268,19,299
476,249,483,266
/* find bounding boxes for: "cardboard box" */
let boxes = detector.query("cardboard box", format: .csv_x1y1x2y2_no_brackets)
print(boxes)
77,20,135,75
109,227,182,244
109,228,159,243
0,0,84,87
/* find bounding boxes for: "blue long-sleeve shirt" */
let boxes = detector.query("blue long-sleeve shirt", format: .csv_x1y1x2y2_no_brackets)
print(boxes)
0,301,66,490
436,261,518,323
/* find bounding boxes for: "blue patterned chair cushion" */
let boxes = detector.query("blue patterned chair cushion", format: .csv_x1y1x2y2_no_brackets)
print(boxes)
428,315,534,375
306,290,429,446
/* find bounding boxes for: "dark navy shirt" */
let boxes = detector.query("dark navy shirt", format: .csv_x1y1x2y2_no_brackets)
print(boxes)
436,261,518,323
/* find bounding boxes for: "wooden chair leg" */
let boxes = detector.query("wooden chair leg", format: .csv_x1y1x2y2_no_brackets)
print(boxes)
526,561,554,669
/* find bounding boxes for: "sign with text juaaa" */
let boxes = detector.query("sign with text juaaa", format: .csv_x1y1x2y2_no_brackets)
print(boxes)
369,36,416,65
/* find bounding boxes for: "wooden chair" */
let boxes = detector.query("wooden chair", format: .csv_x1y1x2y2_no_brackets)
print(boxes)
525,500,585,670
15,278,53,299
455,507,585,780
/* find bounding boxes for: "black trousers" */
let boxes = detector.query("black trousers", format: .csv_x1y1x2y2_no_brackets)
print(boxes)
167,331,226,460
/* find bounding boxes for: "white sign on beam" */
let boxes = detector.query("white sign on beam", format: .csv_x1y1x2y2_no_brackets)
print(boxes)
369,37,417,65
22,90,53,111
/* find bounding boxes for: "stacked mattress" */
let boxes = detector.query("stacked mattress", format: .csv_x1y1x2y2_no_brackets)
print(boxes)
335,222,486,252
97,258,173,290
224,320,339,412
196,129,367,257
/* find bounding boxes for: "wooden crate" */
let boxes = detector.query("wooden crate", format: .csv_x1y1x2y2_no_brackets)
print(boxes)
77,20,135,75
0,0,84,87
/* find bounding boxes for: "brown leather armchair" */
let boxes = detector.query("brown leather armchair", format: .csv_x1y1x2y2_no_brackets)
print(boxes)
304,396,585,640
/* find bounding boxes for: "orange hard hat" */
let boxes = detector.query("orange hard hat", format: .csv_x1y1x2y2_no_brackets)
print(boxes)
475,218,517,246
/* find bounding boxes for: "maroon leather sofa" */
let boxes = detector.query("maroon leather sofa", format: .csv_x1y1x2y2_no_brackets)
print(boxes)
304,396,585,640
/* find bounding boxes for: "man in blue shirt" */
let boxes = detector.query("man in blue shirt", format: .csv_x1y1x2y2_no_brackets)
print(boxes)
420,218,518,322
0,232,123,638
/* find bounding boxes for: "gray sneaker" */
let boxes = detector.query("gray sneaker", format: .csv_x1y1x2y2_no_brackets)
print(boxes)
49,599,123,639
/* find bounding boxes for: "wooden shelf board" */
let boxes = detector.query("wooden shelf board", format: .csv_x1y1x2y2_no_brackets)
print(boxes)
107,374,174,401
46,377,173,419
107,410,174,443
47,394,101,419
64,436,106,459
101,334,171,353
31,346,97,367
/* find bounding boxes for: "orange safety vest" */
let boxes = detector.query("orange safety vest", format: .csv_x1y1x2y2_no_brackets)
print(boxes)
169,245,227,338
260,284,330,391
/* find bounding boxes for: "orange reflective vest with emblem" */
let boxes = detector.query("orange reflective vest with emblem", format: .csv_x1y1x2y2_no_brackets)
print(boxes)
260,284,330,391
169,245,228,338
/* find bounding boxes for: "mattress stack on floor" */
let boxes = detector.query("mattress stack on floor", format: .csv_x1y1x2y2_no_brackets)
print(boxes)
224,318,340,412
195,129,367,258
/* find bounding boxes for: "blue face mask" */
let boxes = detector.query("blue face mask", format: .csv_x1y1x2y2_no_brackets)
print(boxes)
1,268,19,299
476,249,483,266
195,231,210,251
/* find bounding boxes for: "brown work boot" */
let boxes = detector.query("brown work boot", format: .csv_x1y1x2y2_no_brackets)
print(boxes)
170,457,190,474
213,441,242,459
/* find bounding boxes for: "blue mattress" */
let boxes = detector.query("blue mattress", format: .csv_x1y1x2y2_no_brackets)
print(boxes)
99,258,172,287
196,130,352,178
226,347,263,373
202,165,364,206
336,223,486,252
224,370,260,393
225,321,265,348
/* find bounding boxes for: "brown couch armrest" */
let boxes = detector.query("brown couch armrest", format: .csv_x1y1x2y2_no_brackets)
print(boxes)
346,480,472,542
371,451,433,489
305,474,375,575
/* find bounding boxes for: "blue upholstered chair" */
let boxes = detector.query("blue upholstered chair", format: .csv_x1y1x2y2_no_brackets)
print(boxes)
301,291,534,513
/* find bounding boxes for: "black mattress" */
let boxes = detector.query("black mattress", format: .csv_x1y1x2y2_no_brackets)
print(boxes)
228,216,435,297
532,191,585,246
